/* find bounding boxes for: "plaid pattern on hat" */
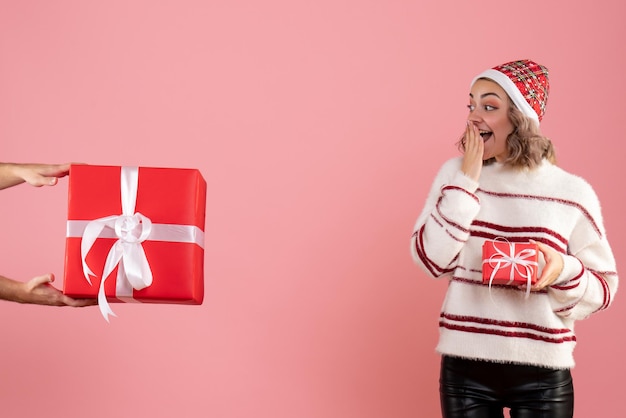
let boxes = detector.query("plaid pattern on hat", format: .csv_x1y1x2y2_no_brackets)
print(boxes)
471,59,550,125
493,60,549,122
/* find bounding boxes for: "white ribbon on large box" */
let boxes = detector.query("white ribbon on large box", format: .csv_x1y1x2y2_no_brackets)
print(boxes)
66,166,204,322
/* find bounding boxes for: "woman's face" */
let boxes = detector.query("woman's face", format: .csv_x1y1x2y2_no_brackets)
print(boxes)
468,79,515,162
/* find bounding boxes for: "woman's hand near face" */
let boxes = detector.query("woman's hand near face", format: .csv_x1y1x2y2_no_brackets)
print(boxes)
461,122,483,182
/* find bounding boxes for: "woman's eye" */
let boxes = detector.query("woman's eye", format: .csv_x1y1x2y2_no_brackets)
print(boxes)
467,105,475,112
485,105,496,111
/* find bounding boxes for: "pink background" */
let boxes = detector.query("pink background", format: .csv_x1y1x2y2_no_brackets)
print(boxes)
1,1,624,417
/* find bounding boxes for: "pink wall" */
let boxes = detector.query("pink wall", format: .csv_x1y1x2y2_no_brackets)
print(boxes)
1,1,624,417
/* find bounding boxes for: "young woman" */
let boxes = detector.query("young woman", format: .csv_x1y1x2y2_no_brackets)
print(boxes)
0,162,95,307
410,60,618,417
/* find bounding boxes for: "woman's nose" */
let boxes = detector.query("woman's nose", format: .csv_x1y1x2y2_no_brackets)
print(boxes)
467,110,482,124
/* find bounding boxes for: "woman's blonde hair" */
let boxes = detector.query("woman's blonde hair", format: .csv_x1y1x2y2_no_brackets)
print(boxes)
457,94,557,169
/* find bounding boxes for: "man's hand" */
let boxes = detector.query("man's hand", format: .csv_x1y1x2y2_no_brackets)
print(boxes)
0,163,71,189
15,163,71,187
22,274,96,307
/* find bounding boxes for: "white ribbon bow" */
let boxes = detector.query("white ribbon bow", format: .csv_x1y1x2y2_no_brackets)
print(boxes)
80,167,153,322
483,237,538,299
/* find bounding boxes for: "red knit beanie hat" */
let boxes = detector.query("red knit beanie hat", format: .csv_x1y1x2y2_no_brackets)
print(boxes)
471,59,550,126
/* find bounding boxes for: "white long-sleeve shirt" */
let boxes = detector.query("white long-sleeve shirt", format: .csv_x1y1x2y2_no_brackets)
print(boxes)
411,157,618,369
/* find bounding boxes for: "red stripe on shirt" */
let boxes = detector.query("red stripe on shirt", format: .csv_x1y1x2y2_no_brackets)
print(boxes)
439,322,576,344
440,312,572,335
442,185,479,203
472,220,568,247
476,188,602,238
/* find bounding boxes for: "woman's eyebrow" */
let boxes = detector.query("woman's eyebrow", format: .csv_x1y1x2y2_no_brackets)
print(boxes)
469,92,502,99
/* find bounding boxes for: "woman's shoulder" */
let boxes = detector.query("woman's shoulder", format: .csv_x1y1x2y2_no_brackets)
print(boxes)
546,163,596,191
541,162,601,207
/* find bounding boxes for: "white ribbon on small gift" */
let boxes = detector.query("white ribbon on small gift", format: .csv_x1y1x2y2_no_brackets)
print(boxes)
482,237,538,299
66,166,205,322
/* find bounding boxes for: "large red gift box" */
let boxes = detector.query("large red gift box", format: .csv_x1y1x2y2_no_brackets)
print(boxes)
482,239,538,287
63,164,206,319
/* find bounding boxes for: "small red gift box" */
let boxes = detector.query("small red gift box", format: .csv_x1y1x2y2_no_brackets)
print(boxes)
482,239,538,287
63,164,206,320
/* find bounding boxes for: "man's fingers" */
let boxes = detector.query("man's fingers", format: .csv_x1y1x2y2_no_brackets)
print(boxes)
37,175,60,186
64,297,98,307
28,273,54,288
